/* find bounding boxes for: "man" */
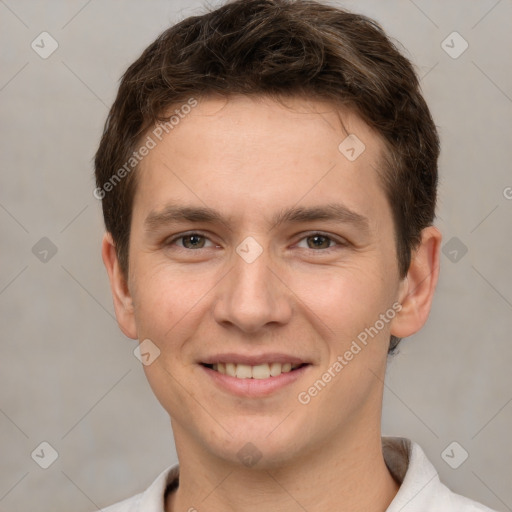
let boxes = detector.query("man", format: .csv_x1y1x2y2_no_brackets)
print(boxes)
94,0,497,510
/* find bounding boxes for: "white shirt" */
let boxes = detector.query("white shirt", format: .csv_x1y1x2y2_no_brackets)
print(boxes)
99,437,497,512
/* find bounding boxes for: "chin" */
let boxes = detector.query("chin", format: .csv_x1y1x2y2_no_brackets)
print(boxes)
204,419,310,470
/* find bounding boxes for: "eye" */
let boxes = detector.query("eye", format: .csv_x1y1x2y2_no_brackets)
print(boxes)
296,233,344,250
168,233,216,250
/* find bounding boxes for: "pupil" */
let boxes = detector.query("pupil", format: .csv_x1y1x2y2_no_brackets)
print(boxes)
185,235,203,248
309,235,329,249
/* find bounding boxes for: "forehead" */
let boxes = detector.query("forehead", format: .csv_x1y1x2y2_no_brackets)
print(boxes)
133,94,390,230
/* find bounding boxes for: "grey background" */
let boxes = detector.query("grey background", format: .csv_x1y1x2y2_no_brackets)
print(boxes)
1,0,511,511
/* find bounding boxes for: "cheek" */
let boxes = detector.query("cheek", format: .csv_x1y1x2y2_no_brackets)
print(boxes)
287,263,392,336
130,266,170,334
129,259,221,356
131,264,210,411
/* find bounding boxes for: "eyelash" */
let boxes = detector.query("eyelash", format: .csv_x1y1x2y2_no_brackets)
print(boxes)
165,232,217,250
165,231,347,252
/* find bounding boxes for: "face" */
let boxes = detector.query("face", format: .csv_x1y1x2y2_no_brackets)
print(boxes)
105,95,434,469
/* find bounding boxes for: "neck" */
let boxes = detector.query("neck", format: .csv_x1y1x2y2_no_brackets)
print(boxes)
166,424,399,512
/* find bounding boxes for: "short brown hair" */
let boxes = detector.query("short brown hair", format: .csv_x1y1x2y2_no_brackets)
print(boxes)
94,0,439,353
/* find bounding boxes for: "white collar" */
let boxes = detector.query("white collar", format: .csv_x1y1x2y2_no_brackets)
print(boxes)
114,437,495,512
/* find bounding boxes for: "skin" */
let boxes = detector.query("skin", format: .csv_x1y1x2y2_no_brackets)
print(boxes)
102,95,441,512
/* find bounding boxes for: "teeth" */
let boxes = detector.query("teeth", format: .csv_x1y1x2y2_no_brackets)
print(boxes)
235,364,252,379
252,364,270,379
269,362,282,377
210,362,302,379
225,363,236,377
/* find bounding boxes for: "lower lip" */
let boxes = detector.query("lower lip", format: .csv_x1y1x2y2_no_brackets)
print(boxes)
201,364,310,397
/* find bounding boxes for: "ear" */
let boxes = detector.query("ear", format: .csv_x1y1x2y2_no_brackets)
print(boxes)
391,226,442,338
101,232,138,339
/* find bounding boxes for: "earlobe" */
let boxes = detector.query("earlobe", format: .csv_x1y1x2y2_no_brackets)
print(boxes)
390,226,442,339
101,232,138,339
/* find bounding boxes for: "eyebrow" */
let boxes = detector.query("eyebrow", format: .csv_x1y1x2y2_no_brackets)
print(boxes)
270,204,370,233
144,205,228,231
144,203,370,234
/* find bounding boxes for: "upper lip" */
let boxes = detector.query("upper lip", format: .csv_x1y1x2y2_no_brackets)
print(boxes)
201,353,308,366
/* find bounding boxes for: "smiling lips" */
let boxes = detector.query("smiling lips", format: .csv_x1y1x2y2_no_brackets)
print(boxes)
207,362,304,379
200,354,310,396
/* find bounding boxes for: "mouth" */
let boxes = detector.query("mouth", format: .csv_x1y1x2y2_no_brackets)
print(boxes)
201,362,308,379
199,354,312,396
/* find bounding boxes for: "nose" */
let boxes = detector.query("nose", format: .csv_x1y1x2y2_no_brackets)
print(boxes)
212,245,293,334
